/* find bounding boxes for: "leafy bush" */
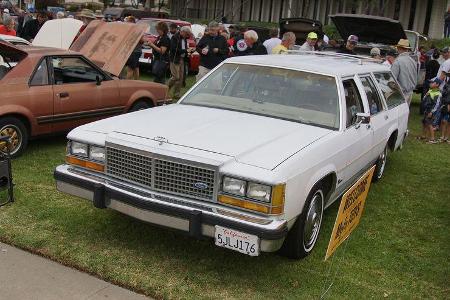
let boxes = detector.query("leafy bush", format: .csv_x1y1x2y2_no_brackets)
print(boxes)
420,38,450,50
323,24,341,40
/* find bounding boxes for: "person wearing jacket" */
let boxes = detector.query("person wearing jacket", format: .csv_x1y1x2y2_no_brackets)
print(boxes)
168,26,193,99
195,21,228,81
20,12,47,42
235,30,267,56
391,39,418,106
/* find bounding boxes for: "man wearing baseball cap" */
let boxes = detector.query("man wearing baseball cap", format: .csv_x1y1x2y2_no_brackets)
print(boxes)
421,77,443,143
338,35,358,55
300,32,318,51
391,39,417,105
382,48,398,67
370,47,381,59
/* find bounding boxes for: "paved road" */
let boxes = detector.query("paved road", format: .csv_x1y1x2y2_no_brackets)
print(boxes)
0,242,149,300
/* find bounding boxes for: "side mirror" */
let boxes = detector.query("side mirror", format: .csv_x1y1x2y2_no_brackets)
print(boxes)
95,75,102,86
356,112,370,124
355,112,370,129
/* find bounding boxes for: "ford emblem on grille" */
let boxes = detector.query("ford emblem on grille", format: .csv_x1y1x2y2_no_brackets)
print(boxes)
193,182,209,190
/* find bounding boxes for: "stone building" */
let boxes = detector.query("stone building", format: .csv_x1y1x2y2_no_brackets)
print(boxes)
169,0,450,39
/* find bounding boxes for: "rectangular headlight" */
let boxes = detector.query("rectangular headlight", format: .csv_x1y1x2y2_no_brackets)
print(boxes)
89,146,105,162
222,176,246,197
247,182,271,202
70,141,88,157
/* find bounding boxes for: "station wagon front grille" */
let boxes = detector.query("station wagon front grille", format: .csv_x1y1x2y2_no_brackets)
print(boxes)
154,159,215,200
107,147,152,186
106,146,216,201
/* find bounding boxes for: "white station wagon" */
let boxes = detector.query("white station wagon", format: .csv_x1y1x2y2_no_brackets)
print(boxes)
54,53,409,258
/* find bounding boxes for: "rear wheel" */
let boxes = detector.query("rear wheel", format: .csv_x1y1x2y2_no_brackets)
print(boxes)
0,117,28,158
373,146,387,182
129,100,151,112
279,185,324,259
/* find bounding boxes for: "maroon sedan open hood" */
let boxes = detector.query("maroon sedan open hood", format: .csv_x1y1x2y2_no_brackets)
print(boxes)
70,20,148,77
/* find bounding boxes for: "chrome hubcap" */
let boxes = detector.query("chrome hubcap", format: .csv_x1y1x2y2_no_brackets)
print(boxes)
0,125,22,155
303,190,323,251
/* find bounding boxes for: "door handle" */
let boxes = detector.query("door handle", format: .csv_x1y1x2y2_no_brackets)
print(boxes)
384,115,389,120
58,92,69,98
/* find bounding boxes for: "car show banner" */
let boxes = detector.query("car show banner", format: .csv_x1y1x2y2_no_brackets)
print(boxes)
325,166,375,260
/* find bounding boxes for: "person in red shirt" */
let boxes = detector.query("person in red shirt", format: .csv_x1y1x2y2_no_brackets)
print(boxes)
0,18,16,36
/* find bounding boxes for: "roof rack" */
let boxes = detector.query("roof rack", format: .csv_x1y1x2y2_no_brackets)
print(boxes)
284,50,383,65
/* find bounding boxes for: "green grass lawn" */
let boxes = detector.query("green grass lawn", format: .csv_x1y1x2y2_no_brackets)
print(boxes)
0,87,448,299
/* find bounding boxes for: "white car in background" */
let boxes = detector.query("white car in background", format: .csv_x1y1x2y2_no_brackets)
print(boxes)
0,34,30,46
0,34,30,69
54,52,409,259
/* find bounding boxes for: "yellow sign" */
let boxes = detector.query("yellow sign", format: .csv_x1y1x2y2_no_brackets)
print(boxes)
325,166,376,260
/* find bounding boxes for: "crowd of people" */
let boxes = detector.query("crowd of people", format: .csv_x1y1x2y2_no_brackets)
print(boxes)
419,46,450,144
1,9,449,142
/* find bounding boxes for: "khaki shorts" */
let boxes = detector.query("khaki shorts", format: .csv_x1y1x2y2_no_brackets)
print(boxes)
196,66,211,82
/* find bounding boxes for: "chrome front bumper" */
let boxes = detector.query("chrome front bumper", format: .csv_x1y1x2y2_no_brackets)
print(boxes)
54,164,288,253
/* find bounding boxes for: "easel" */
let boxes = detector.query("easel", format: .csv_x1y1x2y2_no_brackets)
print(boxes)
0,136,14,207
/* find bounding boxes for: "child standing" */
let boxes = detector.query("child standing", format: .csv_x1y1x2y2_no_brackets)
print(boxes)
422,78,442,144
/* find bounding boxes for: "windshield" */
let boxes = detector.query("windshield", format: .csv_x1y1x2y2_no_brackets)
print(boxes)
180,64,340,129
138,20,168,35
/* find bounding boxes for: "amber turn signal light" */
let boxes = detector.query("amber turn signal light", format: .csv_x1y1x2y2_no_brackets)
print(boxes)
66,156,104,172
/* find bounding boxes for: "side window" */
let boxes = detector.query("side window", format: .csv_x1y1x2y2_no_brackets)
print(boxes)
373,72,405,108
360,76,384,115
30,59,49,86
51,57,103,85
343,79,364,128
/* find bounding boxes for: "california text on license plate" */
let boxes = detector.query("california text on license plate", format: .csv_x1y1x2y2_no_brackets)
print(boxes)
214,226,260,256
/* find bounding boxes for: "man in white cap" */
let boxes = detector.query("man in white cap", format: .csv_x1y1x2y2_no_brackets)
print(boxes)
370,47,381,59
391,39,417,105
2,8,10,24
300,32,318,51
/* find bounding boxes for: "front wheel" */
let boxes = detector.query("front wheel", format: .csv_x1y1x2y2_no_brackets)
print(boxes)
373,146,387,182
279,185,324,259
0,117,29,158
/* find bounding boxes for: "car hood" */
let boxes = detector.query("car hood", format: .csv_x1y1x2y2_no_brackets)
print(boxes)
330,14,406,45
69,20,148,77
279,18,323,45
32,18,84,49
74,104,331,170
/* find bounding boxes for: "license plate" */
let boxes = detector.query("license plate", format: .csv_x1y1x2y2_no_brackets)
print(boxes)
214,226,260,256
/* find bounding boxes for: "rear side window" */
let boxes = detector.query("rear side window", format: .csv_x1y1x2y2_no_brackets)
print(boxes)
343,79,364,128
360,76,384,115
373,72,405,108
30,59,49,86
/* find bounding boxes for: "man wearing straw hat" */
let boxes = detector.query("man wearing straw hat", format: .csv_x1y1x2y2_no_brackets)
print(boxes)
391,38,417,105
